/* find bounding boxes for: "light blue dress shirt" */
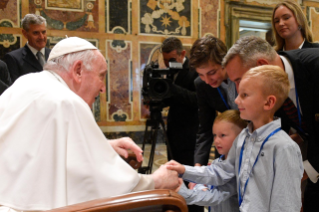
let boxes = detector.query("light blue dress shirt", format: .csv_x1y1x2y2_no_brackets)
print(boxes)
182,119,303,212
178,157,238,212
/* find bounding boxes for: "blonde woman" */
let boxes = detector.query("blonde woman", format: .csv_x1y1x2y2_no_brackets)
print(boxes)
272,1,319,51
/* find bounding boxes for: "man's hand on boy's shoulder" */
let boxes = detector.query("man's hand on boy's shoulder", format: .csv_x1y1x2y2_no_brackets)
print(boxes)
166,160,186,175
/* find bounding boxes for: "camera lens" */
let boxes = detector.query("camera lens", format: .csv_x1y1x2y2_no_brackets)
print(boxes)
154,81,167,93
150,79,169,99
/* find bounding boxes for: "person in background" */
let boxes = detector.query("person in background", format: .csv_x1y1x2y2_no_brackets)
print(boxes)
160,36,201,212
0,37,179,212
4,14,51,82
176,110,246,212
272,1,319,51
0,60,11,95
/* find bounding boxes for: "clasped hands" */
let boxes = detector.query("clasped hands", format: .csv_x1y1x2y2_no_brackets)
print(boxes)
109,137,182,190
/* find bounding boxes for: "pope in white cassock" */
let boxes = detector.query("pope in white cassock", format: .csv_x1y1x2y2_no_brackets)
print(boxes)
0,37,179,212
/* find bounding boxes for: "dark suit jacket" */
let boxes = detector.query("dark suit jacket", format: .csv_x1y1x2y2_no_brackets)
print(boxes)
4,44,51,83
193,77,231,165
163,57,199,166
279,49,319,173
0,60,11,95
302,40,319,49
278,40,319,51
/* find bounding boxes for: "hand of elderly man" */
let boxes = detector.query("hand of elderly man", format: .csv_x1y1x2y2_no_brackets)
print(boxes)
152,165,180,189
109,137,143,162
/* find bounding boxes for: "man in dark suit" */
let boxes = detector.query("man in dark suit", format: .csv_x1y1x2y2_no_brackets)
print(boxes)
4,14,50,83
0,60,11,95
223,35,319,212
190,36,238,169
160,37,201,212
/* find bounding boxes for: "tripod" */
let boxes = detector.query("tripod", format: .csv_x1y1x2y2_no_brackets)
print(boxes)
138,103,173,174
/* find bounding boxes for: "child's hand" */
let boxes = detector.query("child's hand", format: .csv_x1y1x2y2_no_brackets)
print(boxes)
166,160,185,175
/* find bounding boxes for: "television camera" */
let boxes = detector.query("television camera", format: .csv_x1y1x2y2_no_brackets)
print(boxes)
142,59,183,104
138,59,183,174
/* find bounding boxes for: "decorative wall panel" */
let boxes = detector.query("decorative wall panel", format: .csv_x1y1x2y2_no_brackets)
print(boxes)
199,0,220,37
0,0,20,28
0,34,21,61
106,40,133,122
308,7,319,42
139,0,192,36
29,0,99,32
106,0,131,34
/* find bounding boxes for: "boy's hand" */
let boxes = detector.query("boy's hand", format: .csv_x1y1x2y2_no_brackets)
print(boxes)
166,160,185,175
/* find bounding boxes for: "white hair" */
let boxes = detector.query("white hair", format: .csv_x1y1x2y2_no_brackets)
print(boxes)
44,49,98,72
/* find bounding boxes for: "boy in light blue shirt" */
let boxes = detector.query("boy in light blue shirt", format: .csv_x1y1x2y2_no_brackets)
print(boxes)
167,65,303,212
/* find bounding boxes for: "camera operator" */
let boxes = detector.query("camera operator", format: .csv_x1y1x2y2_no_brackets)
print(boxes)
161,37,202,212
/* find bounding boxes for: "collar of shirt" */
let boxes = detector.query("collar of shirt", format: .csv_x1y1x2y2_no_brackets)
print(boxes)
282,39,305,51
244,118,282,141
27,42,45,58
45,70,69,89
220,79,238,109
182,57,186,64
173,57,186,82
279,55,298,106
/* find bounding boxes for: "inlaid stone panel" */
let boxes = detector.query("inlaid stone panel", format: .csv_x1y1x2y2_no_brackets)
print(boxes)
139,0,192,36
106,40,133,122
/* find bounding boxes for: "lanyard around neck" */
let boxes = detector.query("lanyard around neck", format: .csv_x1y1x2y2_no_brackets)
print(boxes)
238,127,281,207
294,82,304,134
217,87,230,109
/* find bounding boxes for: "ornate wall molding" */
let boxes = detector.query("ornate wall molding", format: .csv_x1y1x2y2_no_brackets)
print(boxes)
225,1,273,48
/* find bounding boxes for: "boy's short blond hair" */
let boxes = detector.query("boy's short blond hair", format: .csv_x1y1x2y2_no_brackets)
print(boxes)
242,65,290,111
214,110,248,130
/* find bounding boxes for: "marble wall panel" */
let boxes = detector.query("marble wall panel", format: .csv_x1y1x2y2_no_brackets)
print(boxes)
29,0,99,32
139,0,192,36
308,7,319,42
199,0,220,37
0,0,19,28
106,0,131,34
106,40,133,122
0,34,21,60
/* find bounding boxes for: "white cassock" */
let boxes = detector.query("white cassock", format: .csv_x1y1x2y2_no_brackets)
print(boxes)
0,71,153,211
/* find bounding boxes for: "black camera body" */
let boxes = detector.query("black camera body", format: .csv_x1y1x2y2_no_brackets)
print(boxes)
142,60,183,104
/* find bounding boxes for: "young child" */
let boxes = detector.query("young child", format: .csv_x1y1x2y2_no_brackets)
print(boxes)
177,110,247,211
167,65,304,212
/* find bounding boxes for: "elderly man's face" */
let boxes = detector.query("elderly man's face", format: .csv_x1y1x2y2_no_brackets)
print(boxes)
224,55,251,90
22,23,47,51
78,51,107,107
